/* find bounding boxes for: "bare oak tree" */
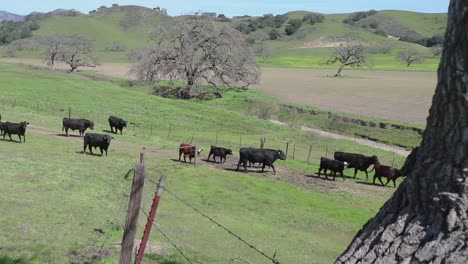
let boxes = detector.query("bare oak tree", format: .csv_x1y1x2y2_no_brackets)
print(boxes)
255,43,274,63
337,0,468,263
41,35,97,72
397,49,425,67
129,15,260,96
326,44,369,77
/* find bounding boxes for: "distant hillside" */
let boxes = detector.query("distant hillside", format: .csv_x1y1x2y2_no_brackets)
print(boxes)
5,5,447,69
0,10,24,22
34,5,172,52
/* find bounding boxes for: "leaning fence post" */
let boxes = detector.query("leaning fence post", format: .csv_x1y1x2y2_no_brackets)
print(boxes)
119,152,146,264
307,145,312,164
135,175,166,264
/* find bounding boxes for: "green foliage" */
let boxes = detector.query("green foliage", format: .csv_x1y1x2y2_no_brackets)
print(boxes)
268,28,282,40
285,18,303,35
0,20,40,45
343,10,378,24
302,13,325,24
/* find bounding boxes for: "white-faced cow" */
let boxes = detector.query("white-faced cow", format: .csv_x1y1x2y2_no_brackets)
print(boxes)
62,118,94,137
179,143,202,163
237,147,286,174
334,151,377,180
317,157,348,181
108,116,127,135
3,121,29,143
83,133,113,156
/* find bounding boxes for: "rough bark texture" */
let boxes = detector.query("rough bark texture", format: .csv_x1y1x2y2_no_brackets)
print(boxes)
337,1,468,263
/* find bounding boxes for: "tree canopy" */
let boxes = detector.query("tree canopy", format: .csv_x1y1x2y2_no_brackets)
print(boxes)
129,15,260,91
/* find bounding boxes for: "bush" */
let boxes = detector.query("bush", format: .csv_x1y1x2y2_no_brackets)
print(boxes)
268,28,282,40
285,19,302,35
302,14,325,25
343,9,377,24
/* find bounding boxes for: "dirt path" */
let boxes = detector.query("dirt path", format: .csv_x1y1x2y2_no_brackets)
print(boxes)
269,120,411,157
23,124,396,200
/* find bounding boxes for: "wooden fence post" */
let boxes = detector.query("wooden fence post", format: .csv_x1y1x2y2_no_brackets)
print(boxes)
194,145,198,165
167,124,172,139
215,131,218,146
135,176,166,264
239,135,242,149
119,152,146,264
285,142,289,159
68,107,71,119
325,146,328,158
292,144,296,160
307,145,312,164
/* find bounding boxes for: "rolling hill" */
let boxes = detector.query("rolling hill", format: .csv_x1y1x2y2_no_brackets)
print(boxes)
2,5,447,69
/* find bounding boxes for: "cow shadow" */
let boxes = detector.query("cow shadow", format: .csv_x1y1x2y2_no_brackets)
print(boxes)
224,167,274,174
170,158,197,164
355,181,390,188
305,174,338,181
76,151,104,157
1,138,23,143
56,133,82,138
102,130,116,134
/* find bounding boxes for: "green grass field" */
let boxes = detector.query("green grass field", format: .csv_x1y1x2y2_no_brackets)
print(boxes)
0,62,407,263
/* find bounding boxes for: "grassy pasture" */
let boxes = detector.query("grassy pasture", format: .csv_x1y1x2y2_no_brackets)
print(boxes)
0,63,406,263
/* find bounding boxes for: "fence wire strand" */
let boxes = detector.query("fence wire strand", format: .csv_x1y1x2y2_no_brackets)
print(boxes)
162,186,280,264
139,208,194,264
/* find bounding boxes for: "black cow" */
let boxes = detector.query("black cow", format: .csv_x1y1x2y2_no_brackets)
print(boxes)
83,133,113,156
237,148,286,174
317,157,348,181
0,121,5,137
62,118,94,137
373,157,404,187
334,151,377,180
208,146,232,163
108,116,127,135
3,121,29,143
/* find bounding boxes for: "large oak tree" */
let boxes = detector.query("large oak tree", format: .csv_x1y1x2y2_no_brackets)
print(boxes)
129,15,260,95
337,0,468,263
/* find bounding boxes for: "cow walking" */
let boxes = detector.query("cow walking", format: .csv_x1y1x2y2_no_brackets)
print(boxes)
179,143,202,163
237,148,286,174
317,157,348,181
108,116,127,135
334,151,377,180
62,118,94,137
3,121,29,143
207,146,232,163
373,157,404,187
83,133,113,156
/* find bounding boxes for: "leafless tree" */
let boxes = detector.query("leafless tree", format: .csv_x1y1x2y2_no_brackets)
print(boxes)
430,45,443,57
129,15,260,95
337,0,468,263
397,49,425,67
40,35,97,72
326,44,369,76
58,35,98,72
255,43,274,63
40,35,64,71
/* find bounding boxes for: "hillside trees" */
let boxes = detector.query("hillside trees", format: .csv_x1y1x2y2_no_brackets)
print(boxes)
129,15,260,97
41,35,98,72
326,44,369,76
337,0,468,262
285,19,303,35
396,49,425,67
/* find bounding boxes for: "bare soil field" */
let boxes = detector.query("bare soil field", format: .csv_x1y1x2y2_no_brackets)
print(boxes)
255,68,437,125
1,58,436,125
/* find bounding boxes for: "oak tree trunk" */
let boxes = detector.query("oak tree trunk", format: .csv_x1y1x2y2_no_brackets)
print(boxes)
337,0,468,263
335,63,345,77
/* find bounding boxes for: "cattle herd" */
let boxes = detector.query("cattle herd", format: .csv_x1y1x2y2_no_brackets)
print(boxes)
1,113,406,187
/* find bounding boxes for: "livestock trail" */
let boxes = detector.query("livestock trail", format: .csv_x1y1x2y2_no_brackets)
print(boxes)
25,124,394,200
269,120,411,156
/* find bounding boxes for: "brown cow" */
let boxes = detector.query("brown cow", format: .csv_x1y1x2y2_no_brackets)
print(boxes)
373,157,404,187
179,143,202,163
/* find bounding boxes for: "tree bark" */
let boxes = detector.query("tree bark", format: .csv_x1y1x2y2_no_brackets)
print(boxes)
337,1,468,263
335,63,345,77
